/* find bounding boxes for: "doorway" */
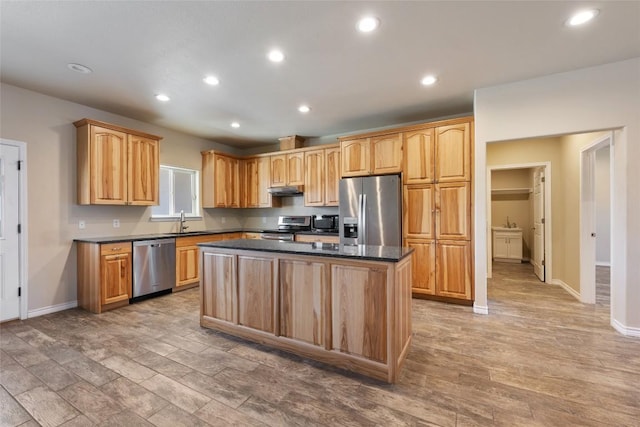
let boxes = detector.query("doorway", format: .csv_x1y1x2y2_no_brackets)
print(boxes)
580,133,612,306
486,162,551,283
0,139,27,322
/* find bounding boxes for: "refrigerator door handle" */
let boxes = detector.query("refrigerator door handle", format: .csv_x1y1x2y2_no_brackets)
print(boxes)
361,193,367,246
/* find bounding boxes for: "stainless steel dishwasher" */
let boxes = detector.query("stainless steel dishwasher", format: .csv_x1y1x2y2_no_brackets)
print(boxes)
132,238,176,300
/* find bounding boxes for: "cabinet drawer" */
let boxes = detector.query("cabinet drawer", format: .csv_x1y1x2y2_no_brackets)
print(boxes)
100,242,132,255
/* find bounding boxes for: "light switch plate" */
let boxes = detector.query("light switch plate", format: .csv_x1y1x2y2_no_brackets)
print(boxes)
113,219,120,228
262,217,267,224
79,220,85,229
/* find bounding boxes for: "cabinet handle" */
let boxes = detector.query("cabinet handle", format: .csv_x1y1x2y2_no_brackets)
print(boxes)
111,247,121,251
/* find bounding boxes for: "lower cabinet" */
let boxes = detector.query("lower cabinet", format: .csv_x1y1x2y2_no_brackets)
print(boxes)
77,242,133,314
405,238,472,301
199,247,412,383
294,234,339,244
492,229,523,262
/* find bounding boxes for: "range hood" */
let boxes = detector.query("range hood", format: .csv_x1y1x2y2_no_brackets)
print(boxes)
267,185,303,196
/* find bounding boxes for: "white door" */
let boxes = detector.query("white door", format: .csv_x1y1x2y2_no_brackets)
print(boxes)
532,168,545,281
0,142,22,321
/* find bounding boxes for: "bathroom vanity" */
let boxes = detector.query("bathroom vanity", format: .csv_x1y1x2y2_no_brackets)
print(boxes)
492,227,523,263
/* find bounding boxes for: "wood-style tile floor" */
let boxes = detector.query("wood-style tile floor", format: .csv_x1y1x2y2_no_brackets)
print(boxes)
2,263,638,426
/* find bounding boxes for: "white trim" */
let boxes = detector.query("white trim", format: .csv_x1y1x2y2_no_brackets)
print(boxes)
487,162,552,284
596,261,611,267
611,318,640,338
473,303,489,315
550,279,581,301
0,139,28,321
28,300,77,318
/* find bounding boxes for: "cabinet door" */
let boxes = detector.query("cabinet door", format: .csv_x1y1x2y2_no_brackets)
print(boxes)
127,135,159,205
331,264,387,363
201,151,216,208
287,152,305,186
270,154,287,187
90,125,128,204
201,252,236,323
436,182,471,240
280,260,327,347
214,155,229,207
340,138,371,177
492,234,510,259
304,150,324,206
238,255,275,333
371,133,402,175
244,159,259,207
403,128,434,184
403,184,435,239
227,157,240,208
176,245,199,287
435,123,471,182
436,240,472,300
405,239,435,296
257,157,274,207
101,253,131,305
324,147,340,206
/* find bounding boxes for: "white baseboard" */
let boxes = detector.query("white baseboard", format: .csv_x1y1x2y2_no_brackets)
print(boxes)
473,303,488,315
612,319,640,338
596,261,611,267
28,301,78,318
550,279,581,301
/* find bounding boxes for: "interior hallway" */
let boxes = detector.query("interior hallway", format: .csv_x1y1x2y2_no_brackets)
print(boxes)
1,263,638,426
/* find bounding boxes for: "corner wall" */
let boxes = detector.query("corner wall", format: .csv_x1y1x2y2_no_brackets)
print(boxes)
474,58,640,332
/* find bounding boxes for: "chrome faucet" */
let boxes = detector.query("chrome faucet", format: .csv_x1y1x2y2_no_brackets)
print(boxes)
179,210,189,233
506,216,512,228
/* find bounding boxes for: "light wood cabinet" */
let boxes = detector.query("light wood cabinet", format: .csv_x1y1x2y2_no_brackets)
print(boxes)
340,134,402,177
436,240,472,300
435,122,471,183
436,182,471,241
403,128,434,184
270,152,304,187
77,241,133,313
242,232,262,240
403,184,435,239
201,252,236,323
304,146,341,207
340,138,371,177
331,263,388,362
237,255,275,333
202,151,240,208
280,259,328,347
244,158,259,207
75,119,161,205
404,239,435,296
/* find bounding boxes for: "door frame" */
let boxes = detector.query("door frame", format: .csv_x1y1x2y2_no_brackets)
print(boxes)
579,133,612,305
0,138,28,320
486,162,552,282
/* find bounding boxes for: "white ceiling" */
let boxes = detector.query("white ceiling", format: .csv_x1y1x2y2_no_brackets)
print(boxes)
1,1,639,148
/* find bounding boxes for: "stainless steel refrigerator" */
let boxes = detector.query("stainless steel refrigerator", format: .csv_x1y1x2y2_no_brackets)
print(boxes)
339,174,402,246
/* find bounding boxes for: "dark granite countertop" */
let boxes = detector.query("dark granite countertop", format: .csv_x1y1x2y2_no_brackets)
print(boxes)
295,230,339,236
198,239,413,262
74,229,245,244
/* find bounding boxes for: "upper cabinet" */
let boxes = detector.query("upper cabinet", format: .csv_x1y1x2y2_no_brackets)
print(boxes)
271,152,305,187
304,146,340,207
75,119,161,205
202,151,240,208
340,133,402,177
403,122,471,184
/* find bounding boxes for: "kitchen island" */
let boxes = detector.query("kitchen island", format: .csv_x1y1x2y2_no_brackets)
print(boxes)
198,239,413,383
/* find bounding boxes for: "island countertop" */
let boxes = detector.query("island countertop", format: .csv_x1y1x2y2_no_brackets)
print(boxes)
198,238,413,262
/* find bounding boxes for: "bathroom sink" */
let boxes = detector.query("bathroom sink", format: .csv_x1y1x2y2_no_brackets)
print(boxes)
492,226,522,231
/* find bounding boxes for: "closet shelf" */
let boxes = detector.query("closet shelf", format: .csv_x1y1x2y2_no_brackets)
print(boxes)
491,188,532,195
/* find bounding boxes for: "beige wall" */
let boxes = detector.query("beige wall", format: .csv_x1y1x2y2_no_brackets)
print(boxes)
475,58,640,331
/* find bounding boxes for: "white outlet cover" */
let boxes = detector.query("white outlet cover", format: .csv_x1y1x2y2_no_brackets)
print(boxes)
79,220,85,229
221,217,226,223
262,217,267,224
113,219,120,228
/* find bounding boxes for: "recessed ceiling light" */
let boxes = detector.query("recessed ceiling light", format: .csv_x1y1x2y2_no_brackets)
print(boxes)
155,94,170,102
357,16,380,33
420,75,438,86
231,122,240,128
67,63,92,74
268,49,285,63
203,75,220,85
298,105,311,113
567,9,599,26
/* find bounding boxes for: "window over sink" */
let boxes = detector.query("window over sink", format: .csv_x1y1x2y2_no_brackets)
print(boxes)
151,165,200,220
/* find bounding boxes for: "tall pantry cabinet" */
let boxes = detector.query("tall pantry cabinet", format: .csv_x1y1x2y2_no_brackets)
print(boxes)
402,118,473,303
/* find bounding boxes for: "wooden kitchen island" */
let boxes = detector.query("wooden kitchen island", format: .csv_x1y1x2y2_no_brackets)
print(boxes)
198,239,413,383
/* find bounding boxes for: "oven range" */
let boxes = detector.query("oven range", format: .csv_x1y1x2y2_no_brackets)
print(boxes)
260,216,311,242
